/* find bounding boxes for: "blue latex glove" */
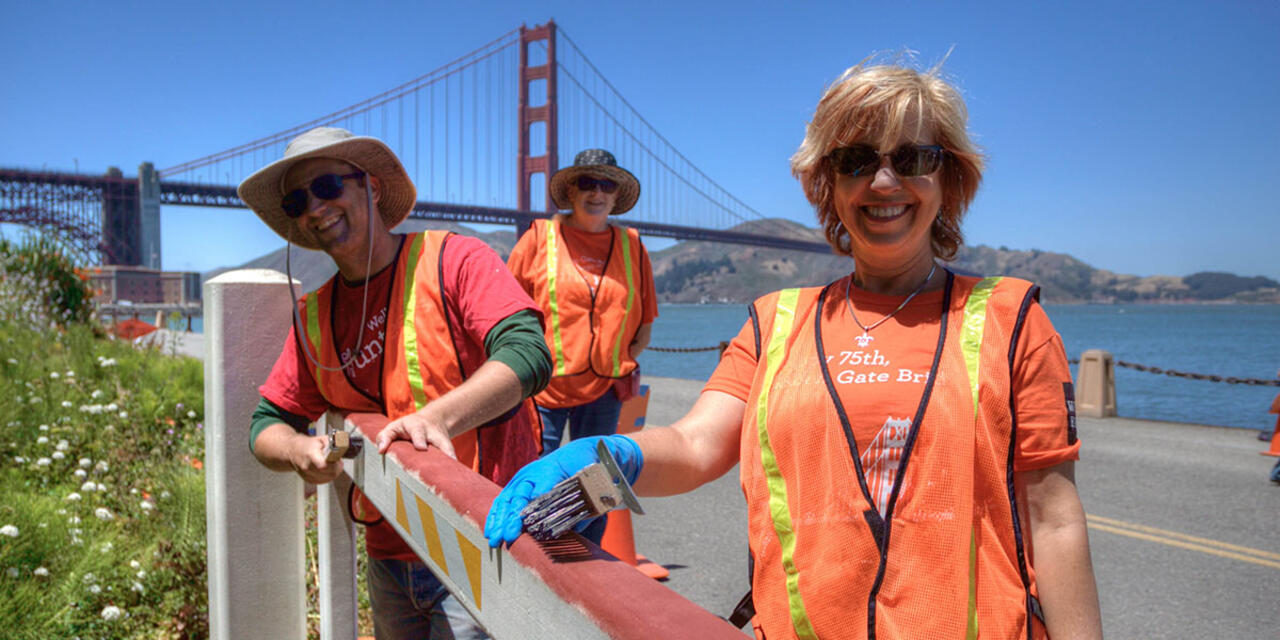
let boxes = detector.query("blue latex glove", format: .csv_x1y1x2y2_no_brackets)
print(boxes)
485,435,643,548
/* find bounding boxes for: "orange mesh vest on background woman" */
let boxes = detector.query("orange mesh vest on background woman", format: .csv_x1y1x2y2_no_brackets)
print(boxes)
297,231,538,493
522,218,645,382
741,272,1047,640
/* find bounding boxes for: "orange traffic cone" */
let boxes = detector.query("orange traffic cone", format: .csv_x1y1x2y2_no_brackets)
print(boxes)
602,508,669,579
1263,394,1280,458
599,384,669,579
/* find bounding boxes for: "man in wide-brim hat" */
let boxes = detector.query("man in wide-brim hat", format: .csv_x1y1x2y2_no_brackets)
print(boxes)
238,126,550,639
504,148,658,544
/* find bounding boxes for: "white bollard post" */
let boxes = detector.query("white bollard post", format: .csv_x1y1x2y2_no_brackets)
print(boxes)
204,269,306,640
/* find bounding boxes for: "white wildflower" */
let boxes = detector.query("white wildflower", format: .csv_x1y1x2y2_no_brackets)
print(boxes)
33,567,48,577
49,372,59,379
130,581,144,593
187,411,196,419
100,605,122,621
82,572,97,584
105,403,117,412
0,525,18,537
38,522,47,528
36,457,51,467
64,370,74,378
73,469,87,479
51,451,65,460
103,424,115,432
98,358,116,368
129,488,138,495
135,569,146,579
69,536,82,546
118,411,128,419
90,389,103,399
56,509,66,515
79,457,91,468
38,424,49,431
80,481,96,492
29,396,42,404
12,456,24,464
94,508,113,521
6,567,18,578
55,439,69,451
60,400,72,408
95,482,106,492
94,460,108,473
87,584,101,594
65,492,81,501
159,490,171,499
99,541,113,553
70,528,83,536
36,436,48,445
5,358,15,365
139,501,154,512
129,560,140,569
68,516,80,524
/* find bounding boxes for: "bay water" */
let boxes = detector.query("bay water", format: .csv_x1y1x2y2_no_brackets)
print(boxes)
638,303,1280,432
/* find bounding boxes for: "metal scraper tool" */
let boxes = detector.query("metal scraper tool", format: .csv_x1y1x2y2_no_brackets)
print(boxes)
519,439,644,541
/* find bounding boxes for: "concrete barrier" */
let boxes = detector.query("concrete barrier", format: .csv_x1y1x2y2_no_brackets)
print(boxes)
1077,349,1117,417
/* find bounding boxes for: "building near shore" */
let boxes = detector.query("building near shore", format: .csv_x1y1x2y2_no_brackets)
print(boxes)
89,265,200,305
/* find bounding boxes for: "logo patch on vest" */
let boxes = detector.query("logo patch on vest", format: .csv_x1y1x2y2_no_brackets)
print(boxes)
1063,382,1077,445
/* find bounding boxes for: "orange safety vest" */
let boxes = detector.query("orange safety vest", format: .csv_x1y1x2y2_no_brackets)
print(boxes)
741,272,1047,640
522,217,645,380
296,231,538,485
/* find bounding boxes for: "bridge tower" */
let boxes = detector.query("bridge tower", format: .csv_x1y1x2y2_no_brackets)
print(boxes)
517,21,558,231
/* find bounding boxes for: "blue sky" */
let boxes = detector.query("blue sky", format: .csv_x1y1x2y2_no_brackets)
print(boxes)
3,1,1278,280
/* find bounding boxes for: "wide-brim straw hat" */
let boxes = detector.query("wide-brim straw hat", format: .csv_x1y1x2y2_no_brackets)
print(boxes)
237,127,416,250
548,149,640,215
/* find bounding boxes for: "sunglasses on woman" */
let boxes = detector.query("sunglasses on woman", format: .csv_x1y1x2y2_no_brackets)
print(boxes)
575,175,618,194
281,172,367,218
827,144,945,178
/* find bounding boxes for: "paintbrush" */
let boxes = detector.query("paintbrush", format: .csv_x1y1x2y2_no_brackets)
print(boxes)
520,439,644,541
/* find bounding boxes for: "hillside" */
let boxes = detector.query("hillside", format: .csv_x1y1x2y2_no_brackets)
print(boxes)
646,219,1280,304
204,218,1280,304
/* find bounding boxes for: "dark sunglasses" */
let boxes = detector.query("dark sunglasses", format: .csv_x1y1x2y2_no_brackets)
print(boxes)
281,172,366,218
575,175,618,194
827,144,945,178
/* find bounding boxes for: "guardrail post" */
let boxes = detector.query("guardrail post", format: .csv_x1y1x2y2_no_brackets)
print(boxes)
1076,349,1117,417
318,412,359,640
204,269,306,640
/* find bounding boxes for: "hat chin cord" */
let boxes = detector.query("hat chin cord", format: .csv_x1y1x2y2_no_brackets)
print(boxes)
287,183,376,373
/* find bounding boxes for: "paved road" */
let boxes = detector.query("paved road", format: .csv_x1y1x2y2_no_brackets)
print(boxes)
631,376,1280,639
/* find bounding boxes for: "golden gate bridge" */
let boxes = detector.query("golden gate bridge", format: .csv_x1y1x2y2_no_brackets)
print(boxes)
0,21,826,268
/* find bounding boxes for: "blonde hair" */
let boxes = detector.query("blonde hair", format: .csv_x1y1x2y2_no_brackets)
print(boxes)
790,57,984,259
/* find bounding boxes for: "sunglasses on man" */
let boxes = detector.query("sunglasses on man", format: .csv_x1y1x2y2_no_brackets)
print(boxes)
281,172,367,218
827,144,945,178
575,175,618,194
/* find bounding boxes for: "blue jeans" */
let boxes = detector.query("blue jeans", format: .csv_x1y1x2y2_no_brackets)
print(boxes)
367,556,488,640
537,389,623,544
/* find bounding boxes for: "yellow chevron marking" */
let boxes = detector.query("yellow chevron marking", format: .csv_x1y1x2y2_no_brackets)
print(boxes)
415,495,449,573
395,480,410,533
456,530,483,610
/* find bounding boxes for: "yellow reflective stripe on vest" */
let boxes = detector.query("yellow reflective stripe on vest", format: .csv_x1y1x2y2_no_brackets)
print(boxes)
758,288,818,640
402,234,427,410
304,292,322,388
544,222,567,376
609,226,636,377
958,275,1001,640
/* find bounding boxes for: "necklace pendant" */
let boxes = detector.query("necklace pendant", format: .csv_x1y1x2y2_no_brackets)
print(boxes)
855,332,874,347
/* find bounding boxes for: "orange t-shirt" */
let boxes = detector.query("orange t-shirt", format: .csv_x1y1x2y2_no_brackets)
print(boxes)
508,222,658,407
706,275,1079,511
